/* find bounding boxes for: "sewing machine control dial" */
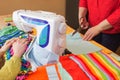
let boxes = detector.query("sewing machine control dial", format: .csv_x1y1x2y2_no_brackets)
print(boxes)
58,23,66,34
58,38,65,48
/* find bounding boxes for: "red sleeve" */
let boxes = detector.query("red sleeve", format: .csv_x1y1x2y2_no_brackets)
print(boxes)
107,7,120,27
79,0,87,8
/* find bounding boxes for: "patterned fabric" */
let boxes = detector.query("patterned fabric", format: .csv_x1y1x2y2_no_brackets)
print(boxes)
0,26,25,47
60,51,120,80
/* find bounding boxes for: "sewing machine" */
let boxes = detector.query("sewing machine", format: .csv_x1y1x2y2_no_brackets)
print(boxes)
12,10,66,71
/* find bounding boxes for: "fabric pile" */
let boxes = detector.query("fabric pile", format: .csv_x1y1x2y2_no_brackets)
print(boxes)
26,50,120,80
0,26,25,47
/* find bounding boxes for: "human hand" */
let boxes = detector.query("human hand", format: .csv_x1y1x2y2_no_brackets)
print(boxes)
12,38,29,58
0,38,18,54
83,26,102,41
79,17,89,29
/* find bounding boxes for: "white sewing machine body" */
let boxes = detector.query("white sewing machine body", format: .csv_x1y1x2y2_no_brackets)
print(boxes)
13,10,66,71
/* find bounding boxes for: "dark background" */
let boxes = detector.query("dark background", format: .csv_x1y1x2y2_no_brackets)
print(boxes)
65,0,79,30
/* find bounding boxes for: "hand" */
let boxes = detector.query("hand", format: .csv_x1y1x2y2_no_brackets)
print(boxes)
79,17,89,29
0,38,18,54
12,38,29,58
83,26,102,41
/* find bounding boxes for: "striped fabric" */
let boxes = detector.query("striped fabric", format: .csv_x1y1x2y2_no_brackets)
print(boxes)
60,51,120,80
25,51,120,80
0,26,25,46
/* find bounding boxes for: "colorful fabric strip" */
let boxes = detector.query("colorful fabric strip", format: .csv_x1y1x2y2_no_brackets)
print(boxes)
60,51,120,80
59,55,90,80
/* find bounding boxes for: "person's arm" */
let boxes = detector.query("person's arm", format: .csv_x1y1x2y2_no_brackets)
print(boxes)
79,7,87,18
83,19,112,40
0,51,4,58
0,38,17,57
82,5,120,40
79,0,89,29
107,6,120,29
0,38,29,80
0,38,17,69
0,56,21,80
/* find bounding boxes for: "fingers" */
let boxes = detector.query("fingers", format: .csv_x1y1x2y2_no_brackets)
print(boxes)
5,38,19,45
83,27,95,41
79,17,89,29
82,27,101,41
13,38,29,47
17,38,28,43
79,18,84,25
83,32,94,41
12,38,30,58
1,38,19,52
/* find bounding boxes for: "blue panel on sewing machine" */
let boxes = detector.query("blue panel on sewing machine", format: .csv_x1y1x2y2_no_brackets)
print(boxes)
39,25,50,48
21,15,48,26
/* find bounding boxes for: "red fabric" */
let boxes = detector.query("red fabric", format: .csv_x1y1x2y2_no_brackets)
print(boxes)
59,55,89,80
79,0,120,34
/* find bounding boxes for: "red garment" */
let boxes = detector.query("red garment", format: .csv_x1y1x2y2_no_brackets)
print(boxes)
79,0,120,34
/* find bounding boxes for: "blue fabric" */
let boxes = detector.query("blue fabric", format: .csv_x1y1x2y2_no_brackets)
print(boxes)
0,26,25,46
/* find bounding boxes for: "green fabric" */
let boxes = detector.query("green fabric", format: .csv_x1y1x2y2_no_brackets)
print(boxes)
58,63,72,80
4,17,12,22
0,26,18,37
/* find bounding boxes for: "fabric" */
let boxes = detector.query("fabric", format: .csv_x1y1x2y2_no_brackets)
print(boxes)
26,64,61,80
60,51,120,80
0,26,32,79
5,38,32,80
57,63,72,80
79,0,120,34
66,32,101,54
24,50,120,80
59,54,90,80
0,56,21,80
0,26,25,47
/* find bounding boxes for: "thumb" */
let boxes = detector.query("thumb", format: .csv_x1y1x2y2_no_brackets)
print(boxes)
79,17,84,25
